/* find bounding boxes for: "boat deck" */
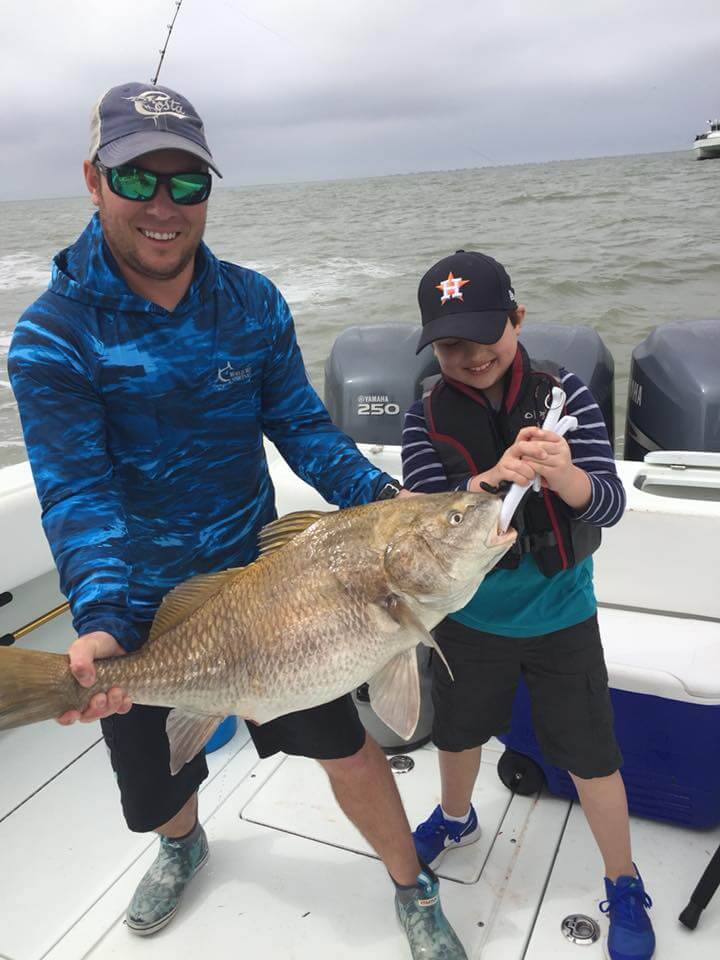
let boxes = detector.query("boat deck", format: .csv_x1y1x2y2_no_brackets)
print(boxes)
2,607,720,960
3,447,720,959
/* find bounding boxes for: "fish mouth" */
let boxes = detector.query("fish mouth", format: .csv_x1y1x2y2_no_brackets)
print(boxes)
487,525,517,549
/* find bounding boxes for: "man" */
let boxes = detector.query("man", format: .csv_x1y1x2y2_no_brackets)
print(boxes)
9,82,466,959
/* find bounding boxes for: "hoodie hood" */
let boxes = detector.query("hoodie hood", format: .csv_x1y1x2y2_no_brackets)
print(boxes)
49,212,218,315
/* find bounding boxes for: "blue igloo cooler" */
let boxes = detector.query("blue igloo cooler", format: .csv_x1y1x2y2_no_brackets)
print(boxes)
498,604,720,828
499,323,720,826
497,448,720,829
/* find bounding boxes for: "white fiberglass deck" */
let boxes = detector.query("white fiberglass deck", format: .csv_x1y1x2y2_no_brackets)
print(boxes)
1,594,719,960
2,446,720,959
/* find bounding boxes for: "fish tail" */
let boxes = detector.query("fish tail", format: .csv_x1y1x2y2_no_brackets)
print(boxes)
0,647,77,731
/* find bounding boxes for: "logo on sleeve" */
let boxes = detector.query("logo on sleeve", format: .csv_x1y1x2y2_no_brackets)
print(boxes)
217,361,252,384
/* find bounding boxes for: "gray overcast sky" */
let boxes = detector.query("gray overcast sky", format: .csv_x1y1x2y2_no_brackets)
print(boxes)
1,0,719,200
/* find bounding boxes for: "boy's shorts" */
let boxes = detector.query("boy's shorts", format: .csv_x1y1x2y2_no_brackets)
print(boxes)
431,612,622,780
101,694,367,832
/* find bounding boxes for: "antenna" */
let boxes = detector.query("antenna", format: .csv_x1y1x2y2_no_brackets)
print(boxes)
151,0,184,86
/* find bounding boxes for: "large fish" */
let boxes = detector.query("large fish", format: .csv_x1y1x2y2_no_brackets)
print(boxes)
0,492,515,772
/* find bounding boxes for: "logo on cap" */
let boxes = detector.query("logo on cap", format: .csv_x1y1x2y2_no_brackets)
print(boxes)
124,91,189,122
436,272,469,304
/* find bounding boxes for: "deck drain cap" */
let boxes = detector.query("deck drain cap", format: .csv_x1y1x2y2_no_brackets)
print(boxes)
561,914,600,945
389,755,414,774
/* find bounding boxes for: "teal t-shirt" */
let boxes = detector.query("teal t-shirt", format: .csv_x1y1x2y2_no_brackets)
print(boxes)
451,555,596,637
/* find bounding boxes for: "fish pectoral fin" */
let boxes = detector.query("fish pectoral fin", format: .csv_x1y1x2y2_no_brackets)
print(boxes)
382,594,454,682
368,649,420,741
166,710,224,776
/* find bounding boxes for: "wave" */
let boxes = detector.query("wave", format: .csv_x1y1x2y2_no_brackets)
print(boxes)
0,253,50,292
270,257,399,307
501,188,625,206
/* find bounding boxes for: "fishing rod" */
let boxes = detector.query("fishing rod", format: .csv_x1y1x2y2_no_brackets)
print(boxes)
0,601,70,646
151,0,185,85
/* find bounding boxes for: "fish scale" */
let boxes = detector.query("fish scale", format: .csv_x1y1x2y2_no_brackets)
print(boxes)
0,492,516,774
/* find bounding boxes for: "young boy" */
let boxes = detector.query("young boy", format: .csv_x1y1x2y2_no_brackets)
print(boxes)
401,250,655,960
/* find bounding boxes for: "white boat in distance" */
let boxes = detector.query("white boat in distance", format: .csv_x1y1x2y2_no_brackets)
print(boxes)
693,119,720,159
1,431,720,960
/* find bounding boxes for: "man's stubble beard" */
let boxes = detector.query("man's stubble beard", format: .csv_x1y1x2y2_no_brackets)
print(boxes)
98,207,201,282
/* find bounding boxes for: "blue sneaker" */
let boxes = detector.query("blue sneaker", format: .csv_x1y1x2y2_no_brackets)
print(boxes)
412,805,481,868
395,864,468,959
599,865,655,960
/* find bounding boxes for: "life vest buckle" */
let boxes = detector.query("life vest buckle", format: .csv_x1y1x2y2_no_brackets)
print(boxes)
519,531,558,554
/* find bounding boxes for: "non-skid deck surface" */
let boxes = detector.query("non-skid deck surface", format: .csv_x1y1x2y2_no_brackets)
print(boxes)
12,740,569,960
2,578,720,960
2,724,719,960
526,802,720,957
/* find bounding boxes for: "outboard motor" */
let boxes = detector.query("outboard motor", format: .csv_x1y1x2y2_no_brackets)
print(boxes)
624,320,720,460
325,321,615,751
324,324,439,446
325,321,615,446
519,323,615,446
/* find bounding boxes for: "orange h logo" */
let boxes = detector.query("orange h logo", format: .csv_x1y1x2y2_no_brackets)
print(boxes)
436,272,469,304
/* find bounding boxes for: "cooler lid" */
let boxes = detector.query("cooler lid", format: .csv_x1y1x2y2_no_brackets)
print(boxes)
599,606,720,703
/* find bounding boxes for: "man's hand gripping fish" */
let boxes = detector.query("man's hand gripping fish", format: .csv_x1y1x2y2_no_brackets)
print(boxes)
0,492,515,774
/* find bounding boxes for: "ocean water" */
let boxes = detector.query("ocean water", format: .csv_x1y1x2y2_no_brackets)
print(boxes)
0,150,717,469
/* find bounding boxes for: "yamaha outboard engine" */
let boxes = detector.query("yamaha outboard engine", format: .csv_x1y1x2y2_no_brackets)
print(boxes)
325,321,615,446
324,324,439,446
520,323,615,445
624,320,720,459
325,321,615,751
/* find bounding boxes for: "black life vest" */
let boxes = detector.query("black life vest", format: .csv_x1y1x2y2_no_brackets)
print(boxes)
422,343,600,577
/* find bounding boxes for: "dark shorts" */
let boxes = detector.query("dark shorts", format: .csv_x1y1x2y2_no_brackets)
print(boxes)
431,612,622,780
101,694,367,832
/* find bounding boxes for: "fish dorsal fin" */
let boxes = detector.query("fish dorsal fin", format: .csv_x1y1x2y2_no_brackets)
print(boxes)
149,569,243,642
257,510,328,557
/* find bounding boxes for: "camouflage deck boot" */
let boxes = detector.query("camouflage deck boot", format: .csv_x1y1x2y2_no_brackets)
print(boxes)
395,864,468,959
126,821,209,935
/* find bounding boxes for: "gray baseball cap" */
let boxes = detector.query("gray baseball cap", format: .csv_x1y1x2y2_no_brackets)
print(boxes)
89,81,222,176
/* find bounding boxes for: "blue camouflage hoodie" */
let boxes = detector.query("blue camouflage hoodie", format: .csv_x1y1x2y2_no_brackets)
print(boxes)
9,214,392,650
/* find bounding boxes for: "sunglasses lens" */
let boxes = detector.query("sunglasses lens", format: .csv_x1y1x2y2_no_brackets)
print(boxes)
110,166,157,201
169,173,211,204
103,165,210,204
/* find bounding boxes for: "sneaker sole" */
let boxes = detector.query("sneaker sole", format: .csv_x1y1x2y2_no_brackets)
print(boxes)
126,847,209,936
425,824,482,869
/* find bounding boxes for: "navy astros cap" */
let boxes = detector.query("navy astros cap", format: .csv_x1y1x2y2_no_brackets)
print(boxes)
416,250,517,353
88,82,222,176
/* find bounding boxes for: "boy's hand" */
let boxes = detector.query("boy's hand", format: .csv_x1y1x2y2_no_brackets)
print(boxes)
521,429,573,489
521,428,592,509
471,426,552,489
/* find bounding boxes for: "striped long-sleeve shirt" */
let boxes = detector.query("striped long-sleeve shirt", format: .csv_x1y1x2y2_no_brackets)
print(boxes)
400,369,625,636
402,369,625,527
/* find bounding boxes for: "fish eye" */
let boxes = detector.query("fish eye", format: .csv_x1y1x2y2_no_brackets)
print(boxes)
448,511,464,526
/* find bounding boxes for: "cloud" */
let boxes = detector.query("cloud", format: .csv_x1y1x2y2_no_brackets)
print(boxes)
1,0,719,199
